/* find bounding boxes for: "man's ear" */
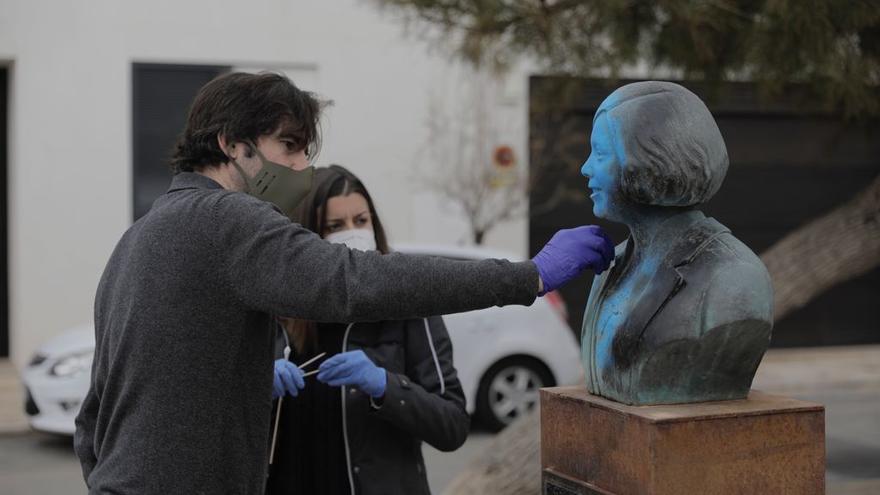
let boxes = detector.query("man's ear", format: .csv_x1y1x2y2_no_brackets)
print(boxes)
217,134,234,162
218,134,254,160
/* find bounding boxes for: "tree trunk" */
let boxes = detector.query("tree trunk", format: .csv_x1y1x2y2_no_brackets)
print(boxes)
442,175,880,495
761,174,880,319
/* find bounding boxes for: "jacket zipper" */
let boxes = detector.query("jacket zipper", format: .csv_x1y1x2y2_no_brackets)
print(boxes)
421,318,446,396
341,323,356,495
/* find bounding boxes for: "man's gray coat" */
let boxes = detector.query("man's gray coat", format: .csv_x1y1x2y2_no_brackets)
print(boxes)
74,173,538,494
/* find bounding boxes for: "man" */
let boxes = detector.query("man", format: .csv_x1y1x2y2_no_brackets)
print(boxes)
74,72,614,494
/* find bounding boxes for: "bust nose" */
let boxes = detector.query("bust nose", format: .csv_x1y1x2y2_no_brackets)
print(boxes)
581,158,592,178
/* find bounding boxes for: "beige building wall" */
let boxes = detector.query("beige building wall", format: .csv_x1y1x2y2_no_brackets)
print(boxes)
0,0,531,367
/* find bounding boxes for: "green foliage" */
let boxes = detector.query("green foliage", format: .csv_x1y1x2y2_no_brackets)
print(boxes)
375,0,880,117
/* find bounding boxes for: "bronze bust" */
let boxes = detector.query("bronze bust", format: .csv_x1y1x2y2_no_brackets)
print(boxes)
580,81,774,405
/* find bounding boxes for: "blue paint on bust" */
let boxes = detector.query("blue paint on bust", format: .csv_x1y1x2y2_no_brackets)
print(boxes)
594,254,661,374
594,311,618,373
581,93,628,221
583,88,667,374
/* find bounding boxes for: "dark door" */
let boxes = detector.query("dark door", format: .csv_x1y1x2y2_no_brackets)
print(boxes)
1,67,8,357
132,63,229,221
529,77,880,348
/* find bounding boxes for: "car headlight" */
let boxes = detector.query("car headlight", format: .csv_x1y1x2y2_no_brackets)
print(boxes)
28,353,48,367
49,352,93,378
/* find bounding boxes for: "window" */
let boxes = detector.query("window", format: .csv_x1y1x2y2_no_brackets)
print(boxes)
132,63,229,220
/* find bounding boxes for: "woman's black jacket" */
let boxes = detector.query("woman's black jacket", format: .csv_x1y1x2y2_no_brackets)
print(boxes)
267,316,469,495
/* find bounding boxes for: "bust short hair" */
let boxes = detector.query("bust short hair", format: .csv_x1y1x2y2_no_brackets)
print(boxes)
600,81,728,207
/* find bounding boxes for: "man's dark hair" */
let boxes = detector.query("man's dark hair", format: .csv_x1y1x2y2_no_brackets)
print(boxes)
170,72,323,173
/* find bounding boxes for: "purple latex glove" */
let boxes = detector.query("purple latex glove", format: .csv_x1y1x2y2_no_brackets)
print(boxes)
532,225,615,295
317,350,387,398
273,359,305,399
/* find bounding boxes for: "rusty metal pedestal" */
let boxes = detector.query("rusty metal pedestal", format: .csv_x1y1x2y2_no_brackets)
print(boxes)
540,386,825,495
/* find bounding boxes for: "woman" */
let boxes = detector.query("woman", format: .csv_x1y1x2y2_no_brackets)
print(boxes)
579,81,774,406
267,165,469,495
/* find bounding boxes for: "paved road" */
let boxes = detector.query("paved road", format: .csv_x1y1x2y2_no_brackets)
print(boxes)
0,428,496,494
813,387,880,486
0,388,877,495
0,432,83,495
2,345,878,494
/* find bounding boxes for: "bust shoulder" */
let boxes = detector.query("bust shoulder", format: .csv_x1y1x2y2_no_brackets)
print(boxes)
680,226,774,331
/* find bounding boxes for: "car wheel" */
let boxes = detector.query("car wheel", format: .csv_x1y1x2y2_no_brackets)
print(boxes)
475,357,554,432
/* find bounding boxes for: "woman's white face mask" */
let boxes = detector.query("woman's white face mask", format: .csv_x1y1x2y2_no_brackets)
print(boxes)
325,228,377,252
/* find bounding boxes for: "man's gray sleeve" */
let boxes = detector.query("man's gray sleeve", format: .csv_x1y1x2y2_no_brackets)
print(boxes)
73,375,99,486
210,193,538,322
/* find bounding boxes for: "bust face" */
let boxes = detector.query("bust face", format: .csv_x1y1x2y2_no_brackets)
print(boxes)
581,112,627,222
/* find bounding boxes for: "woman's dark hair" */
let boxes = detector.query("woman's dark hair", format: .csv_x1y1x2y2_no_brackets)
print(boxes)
293,165,391,254
283,165,390,353
170,72,323,173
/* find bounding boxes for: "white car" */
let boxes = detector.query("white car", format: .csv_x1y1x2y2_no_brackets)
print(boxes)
22,244,583,434
22,322,94,435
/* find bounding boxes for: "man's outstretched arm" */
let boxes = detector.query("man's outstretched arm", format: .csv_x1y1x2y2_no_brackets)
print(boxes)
213,193,614,322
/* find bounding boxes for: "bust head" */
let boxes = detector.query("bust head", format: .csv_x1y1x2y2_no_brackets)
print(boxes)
581,81,729,221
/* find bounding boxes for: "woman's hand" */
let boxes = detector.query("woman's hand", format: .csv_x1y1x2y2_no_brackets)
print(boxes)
273,359,305,399
317,350,387,398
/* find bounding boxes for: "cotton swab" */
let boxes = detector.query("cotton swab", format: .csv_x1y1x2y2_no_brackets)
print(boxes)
268,346,291,465
298,352,326,370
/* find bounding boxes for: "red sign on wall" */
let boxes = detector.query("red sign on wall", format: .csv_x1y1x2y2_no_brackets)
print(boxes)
493,145,516,168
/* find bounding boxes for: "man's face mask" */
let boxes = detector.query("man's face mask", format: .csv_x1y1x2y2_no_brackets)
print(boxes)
229,141,314,218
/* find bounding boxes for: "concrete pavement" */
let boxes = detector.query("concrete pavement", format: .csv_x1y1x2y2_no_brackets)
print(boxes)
752,345,880,494
0,360,27,434
1,344,878,494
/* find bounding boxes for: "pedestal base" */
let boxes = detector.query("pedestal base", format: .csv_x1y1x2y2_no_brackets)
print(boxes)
540,387,825,495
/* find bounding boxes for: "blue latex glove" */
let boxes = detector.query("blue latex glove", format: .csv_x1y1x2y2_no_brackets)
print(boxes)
317,350,387,398
273,359,305,399
532,225,615,295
